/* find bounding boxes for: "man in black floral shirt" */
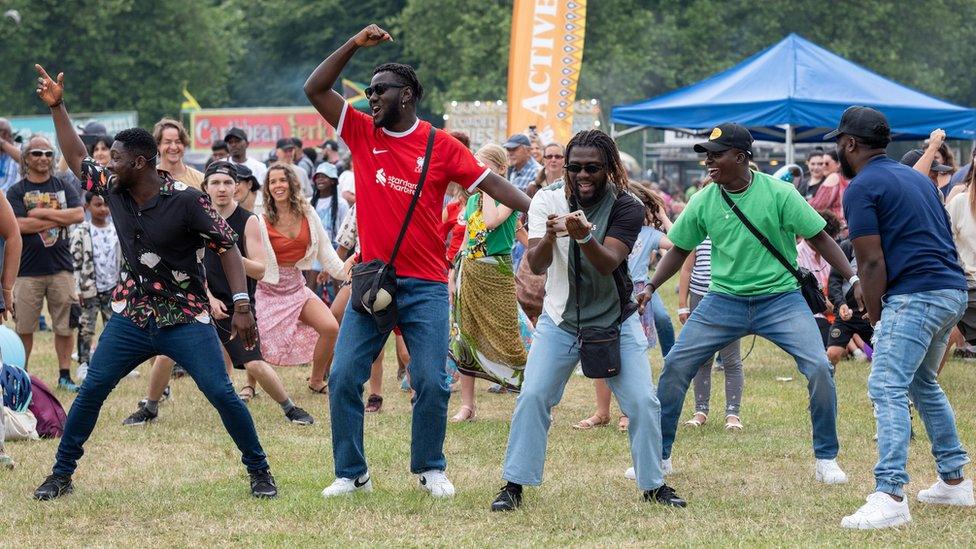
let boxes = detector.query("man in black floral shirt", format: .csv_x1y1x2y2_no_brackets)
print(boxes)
31,65,277,501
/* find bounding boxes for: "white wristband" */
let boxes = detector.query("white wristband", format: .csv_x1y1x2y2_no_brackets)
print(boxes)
232,292,250,303
848,275,860,286
677,307,691,315
575,233,593,245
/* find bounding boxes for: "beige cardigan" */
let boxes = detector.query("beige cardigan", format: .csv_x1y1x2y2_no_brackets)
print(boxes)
260,205,346,284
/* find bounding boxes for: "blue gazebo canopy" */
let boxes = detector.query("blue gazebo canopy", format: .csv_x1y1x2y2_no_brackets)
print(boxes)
611,34,976,142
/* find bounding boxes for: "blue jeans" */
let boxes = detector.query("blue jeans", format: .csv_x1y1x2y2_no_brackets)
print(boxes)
329,277,450,477
659,290,838,459
870,288,969,497
502,314,665,491
650,292,675,356
53,315,268,476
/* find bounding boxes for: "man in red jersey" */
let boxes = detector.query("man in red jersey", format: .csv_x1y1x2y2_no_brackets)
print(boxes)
305,24,530,500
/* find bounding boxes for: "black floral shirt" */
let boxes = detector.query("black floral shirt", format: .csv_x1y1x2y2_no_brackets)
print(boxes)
80,158,238,327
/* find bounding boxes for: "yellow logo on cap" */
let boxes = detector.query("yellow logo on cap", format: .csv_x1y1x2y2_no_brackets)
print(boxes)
709,127,722,140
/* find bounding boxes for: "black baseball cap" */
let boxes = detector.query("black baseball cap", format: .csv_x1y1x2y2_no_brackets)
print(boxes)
276,138,296,150
234,164,261,192
320,139,339,151
824,106,892,145
900,149,953,173
204,160,238,181
693,123,754,156
211,139,228,152
224,127,248,142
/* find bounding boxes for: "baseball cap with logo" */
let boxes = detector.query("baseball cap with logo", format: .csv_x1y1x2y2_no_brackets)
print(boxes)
824,106,891,146
204,160,238,181
693,123,754,157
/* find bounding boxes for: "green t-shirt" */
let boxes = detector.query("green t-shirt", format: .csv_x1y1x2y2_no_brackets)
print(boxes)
464,194,518,257
668,171,826,296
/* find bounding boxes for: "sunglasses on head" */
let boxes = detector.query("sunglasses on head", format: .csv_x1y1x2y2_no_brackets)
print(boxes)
565,163,604,174
544,154,564,160
29,150,54,158
364,83,407,98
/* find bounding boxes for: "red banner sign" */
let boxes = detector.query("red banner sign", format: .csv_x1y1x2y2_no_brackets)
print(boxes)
189,107,335,153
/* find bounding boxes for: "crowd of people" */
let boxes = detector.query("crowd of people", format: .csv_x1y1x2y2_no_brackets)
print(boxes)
1,23,974,531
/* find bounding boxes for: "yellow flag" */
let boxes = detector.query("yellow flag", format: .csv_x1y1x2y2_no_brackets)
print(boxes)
506,0,587,145
181,85,201,111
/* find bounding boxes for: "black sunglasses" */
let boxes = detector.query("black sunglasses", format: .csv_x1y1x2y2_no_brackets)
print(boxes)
29,149,54,158
565,163,604,174
365,83,407,98
544,154,564,160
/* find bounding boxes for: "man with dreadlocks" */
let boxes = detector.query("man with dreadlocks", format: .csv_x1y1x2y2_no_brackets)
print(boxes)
491,129,686,511
304,24,530,499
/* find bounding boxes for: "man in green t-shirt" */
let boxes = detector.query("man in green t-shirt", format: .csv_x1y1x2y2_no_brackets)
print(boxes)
637,123,861,485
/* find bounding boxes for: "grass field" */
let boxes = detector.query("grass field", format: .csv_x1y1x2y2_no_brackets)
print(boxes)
1,281,975,547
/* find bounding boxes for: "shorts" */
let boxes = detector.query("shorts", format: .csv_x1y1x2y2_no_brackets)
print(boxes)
815,317,830,348
827,316,874,348
13,272,77,336
214,315,264,369
956,288,976,345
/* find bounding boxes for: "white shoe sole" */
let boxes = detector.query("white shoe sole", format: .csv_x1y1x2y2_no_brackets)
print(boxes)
917,493,975,506
321,481,372,498
841,513,911,529
815,471,848,485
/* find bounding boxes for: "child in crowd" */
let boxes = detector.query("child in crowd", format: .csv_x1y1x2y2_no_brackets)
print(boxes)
70,192,120,382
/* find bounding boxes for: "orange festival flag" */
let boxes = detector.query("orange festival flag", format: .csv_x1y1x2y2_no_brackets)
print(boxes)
506,0,587,145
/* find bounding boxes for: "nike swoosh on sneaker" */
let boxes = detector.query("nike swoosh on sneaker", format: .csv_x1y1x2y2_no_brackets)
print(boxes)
354,476,370,488
372,148,388,154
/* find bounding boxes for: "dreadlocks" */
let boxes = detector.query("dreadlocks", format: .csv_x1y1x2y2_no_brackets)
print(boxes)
373,63,424,104
564,129,630,193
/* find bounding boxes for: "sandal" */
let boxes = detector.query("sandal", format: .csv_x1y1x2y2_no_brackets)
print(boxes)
237,385,256,403
365,394,383,413
308,383,328,395
450,404,476,423
618,415,629,432
684,412,707,427
725,415,743,431
572,414,610,430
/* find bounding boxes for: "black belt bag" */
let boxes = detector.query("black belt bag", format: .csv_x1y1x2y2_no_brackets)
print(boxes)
349,126,435,334
720,187,828,315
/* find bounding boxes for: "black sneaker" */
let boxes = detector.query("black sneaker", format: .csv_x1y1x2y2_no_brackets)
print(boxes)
285,406,314,425
249,469,278,498
172,364,187,379
644,484,687,507
122,404,158,426
34,474,74,501
490,485,522,511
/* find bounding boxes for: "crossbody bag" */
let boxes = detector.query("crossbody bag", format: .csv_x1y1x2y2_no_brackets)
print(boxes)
719,187,828,315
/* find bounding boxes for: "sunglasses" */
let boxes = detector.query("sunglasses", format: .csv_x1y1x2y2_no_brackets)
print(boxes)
29,150,54,158
364,83,407,98
565,163,604,174
544,154,564,160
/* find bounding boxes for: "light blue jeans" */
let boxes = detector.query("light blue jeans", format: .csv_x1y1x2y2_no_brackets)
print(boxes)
659,290,838,460
870,288,969,497
502,314,664,491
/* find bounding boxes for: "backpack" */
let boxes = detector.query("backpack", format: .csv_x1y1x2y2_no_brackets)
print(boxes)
0,363,32,412
26,375,67,438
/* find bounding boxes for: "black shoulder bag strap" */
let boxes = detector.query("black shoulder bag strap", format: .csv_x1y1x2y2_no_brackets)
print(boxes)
719,186,802,283
388,125,436,267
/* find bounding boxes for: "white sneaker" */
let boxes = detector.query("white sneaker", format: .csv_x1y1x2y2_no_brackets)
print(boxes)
76,363,89,383
815,459,848,484
418,470,455,498
624,458,672,481
917,478,975,506
321,473,372,498
841,492,911,529
126,368,140,379
852,349,867,361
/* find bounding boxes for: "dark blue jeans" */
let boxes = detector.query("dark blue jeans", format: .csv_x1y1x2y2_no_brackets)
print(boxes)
53,315,269,476
329,277,450,477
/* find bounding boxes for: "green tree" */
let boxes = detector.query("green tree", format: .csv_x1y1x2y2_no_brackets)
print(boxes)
0,0,244,124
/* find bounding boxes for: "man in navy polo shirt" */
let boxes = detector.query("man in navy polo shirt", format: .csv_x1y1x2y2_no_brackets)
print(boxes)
831,106,973,529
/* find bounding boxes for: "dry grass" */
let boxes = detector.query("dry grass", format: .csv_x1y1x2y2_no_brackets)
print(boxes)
1,283,975,547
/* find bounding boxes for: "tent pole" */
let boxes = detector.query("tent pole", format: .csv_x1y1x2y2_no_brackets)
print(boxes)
641,129,647,176
785,124,794,165
610,122,616,139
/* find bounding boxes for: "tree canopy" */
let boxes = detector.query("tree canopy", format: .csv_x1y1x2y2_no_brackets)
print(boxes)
2,0,975,129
